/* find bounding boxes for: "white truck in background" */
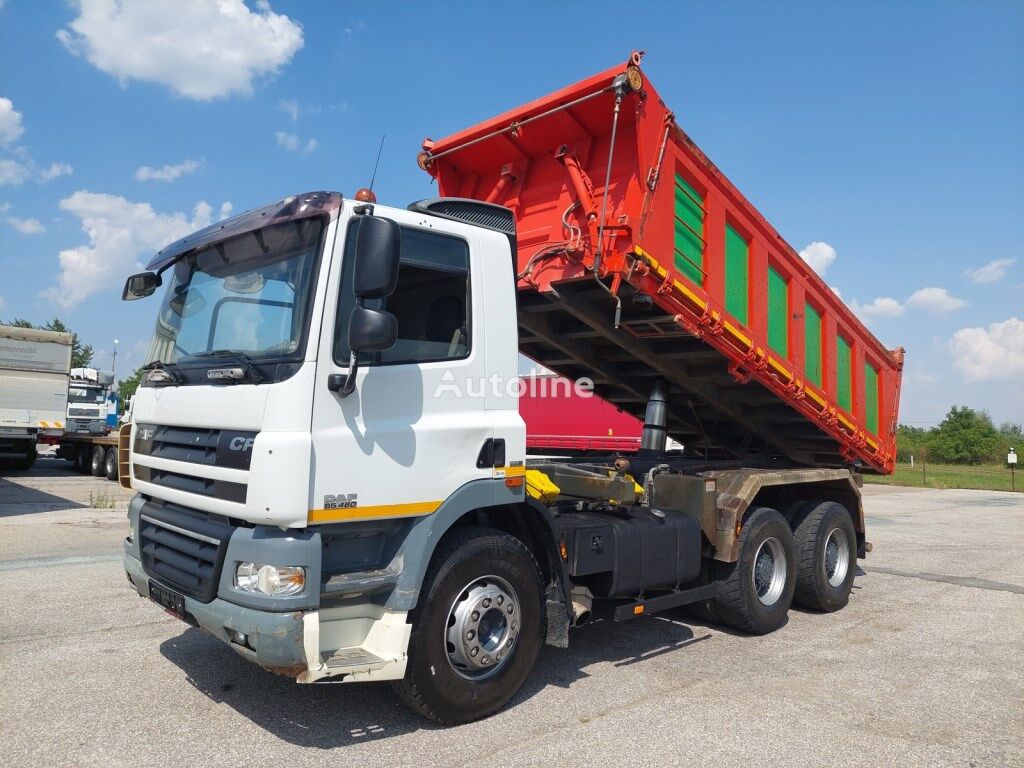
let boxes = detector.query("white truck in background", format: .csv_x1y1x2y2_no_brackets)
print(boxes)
66,367,116,435
0,324,72,470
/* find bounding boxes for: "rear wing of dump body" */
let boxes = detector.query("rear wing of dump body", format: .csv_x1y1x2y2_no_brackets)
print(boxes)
420,51,903,474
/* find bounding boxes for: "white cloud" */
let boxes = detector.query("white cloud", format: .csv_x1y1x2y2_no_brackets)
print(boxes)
135,158,202,182
57,0,304,101
275,131,317,154
799,241,837,275
0,158,30,186
905,287,966,315
850,296,905,320
41,190,226,308
279,98,299,121
967,257,1017,285
0,202,9,213
5,216,46,235
0,97,24,146
40,162,73,181
949,317,1024,382
218,201,234,221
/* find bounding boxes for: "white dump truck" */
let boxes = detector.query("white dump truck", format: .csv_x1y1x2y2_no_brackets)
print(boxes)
0,325,72,470
117,56,901,725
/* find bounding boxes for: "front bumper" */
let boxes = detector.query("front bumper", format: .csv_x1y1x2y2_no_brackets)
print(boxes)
125,551,411,682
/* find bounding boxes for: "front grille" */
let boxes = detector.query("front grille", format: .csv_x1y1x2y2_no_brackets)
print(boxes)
69,406,102,417
139,499,235,602
134,423,257,470
133,465,247,503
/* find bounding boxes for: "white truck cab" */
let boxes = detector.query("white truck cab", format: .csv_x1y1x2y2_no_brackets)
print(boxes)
122,192,530,702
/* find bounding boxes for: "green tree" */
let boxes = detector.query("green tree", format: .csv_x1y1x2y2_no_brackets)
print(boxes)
895,424,930,463
928,406,1001,465
117,367,144,412
5,316,94,367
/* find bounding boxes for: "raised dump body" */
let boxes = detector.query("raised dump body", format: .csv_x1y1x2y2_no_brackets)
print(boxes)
420,52,903,473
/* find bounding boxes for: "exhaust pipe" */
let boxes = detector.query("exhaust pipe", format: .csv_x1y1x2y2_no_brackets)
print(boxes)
571,587,593,626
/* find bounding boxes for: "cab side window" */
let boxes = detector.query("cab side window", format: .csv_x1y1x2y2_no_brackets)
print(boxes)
333,219,471,365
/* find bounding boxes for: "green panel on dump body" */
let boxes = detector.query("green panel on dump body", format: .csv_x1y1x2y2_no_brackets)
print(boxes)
864,363,879,435
767,267,788,356
804,302,823,387
724,224,749,323
674,174,704,284
836,336,852,412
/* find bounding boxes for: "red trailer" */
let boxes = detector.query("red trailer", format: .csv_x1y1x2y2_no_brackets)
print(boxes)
421,52,902,473
520,371,643,453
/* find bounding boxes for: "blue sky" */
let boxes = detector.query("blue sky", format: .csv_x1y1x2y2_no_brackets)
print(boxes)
1,0,1021,427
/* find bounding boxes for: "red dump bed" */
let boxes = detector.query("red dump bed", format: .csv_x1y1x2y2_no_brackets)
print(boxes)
421,53,903,473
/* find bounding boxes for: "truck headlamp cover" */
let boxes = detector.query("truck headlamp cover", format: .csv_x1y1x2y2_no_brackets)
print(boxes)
235,563,305,596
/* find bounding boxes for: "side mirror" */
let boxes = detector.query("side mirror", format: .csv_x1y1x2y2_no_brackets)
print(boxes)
330,216,401,397
353,216,401,298
122,271,161,301
348,305,397,353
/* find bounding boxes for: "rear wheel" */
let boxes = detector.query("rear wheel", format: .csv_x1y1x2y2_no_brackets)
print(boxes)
90,445,106,477
392,526,544,725
72,445,89,473
6,444,36,471
711,507,795,634
104,447,118,481
793,501,857,612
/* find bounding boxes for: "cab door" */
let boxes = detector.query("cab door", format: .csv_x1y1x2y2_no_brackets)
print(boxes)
308,208,495,523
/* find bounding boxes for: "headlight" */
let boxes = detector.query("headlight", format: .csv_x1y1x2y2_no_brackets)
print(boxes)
235,563,306,596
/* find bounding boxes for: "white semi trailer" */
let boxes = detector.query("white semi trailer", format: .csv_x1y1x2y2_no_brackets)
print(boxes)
0,325,72,470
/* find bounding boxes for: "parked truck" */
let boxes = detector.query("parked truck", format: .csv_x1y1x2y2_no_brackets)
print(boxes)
66,367,116,435
118,52,902,724
0,324,72,470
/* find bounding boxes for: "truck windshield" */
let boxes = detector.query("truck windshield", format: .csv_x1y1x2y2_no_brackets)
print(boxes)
68,386,105,404
147,218,324,369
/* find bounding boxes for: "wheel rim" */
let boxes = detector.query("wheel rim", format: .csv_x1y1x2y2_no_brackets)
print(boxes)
823,528,850,587
752,537,787,606
445,575,520,681
92,451,103,473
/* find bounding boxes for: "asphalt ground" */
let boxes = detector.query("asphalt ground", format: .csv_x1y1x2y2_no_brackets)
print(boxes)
1,457,1022,767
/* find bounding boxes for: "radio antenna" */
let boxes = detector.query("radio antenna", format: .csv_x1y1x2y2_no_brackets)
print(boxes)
369,134,386,191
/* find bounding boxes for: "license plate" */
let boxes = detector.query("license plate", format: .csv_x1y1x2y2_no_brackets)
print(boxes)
149,581,185,620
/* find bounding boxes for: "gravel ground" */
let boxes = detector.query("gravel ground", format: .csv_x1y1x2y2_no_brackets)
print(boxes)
1,458,1022,767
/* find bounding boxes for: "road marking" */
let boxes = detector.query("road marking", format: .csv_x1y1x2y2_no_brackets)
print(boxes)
863,566,1024,595
0,553,122,572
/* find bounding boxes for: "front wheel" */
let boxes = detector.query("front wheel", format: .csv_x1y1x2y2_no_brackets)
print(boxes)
392,526,544,725
711,507,796,635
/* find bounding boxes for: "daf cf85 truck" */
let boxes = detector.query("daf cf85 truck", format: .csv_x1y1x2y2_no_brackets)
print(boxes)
119,53,902,724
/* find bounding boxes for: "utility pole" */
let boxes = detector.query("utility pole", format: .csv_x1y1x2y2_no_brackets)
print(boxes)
112,338,119,378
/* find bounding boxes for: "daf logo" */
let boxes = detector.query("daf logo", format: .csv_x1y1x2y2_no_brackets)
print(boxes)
324,493,358,509
138,427,154,441
229,436,255,451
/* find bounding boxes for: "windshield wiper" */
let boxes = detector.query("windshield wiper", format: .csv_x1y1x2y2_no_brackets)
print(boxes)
140,360,184,384
189,349,265,384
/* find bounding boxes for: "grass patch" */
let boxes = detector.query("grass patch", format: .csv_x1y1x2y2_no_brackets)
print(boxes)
864,462,1022,493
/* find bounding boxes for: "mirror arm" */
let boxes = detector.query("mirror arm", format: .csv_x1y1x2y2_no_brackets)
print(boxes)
331,351,359,398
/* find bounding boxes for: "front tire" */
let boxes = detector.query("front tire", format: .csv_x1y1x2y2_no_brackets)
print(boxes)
711,507,795,635
392,526,544,725
793,501,857,612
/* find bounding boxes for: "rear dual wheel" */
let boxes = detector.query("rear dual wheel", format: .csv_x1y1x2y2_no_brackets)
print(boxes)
90,445,106,477
711,507,796,635
792,502,857,612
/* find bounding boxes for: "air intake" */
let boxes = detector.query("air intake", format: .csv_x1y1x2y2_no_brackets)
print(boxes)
408,197,515,236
